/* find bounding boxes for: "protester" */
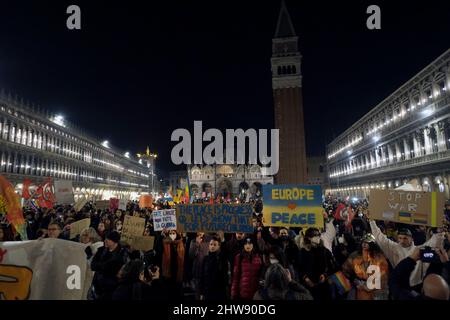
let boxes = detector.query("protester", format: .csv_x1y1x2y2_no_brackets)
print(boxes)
231,237,263,300
160,230,185,299
97,222,107,241
278,227,300,272
91,231,128,300
112,259,145,300
47,222,64,239
390,247,450,300
199,236,229,301
224,232,246,276
369,219,445,287
189,232,210,299
0,224,14,241
342,233,389,300
253,263,313,300
80,227,104,263
298,227,336,301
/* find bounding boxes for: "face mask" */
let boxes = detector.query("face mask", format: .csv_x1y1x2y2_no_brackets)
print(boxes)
338,236,345,244
311,236,321,245
169,234,177,241
280,235,289,241
269,258,279,264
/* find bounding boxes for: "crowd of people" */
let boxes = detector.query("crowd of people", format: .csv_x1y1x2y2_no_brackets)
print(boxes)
1,196,449,301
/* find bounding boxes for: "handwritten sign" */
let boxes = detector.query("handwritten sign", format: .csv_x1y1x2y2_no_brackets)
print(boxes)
131,236,155,251
369,190,445,227
152,209,177,231
95,200,110,210
121,215,146,245
176,204,253,233
69,218,91,239
54,180,74,205
119,199,127,211
262,184,324,228
73,198,88,212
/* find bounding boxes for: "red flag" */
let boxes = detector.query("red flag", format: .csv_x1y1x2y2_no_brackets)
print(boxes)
22,179,33,199
35,178,55,208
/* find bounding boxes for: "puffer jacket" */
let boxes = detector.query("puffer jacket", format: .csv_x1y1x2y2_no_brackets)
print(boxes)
231,251,263,300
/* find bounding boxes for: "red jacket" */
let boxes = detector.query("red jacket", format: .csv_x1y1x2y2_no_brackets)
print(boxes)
231,252,263,300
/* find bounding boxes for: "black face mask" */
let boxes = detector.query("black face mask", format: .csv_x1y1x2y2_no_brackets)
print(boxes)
280,235,289,241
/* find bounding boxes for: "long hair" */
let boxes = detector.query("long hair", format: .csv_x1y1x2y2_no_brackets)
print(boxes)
358,241,382,256
80,227,101,243
264,263,290,299
267,246,289,268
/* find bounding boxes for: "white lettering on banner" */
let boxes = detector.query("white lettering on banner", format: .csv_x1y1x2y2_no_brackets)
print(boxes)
66,265,81,290
366,265,381,290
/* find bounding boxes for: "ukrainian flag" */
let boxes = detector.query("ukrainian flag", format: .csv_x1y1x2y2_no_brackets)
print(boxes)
398,211,412,223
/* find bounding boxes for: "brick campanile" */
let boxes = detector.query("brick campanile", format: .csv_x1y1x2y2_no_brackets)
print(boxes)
271,0,307,184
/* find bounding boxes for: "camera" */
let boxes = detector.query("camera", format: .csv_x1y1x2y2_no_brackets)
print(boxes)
419,246,440,263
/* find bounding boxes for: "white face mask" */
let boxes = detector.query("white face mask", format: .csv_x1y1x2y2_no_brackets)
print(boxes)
169,234,177,241
269,258,279,264
338,236,345,244
311,236,321,245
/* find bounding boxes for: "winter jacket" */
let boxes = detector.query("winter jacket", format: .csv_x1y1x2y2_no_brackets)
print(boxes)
231,251,263,300
91,245,127,300
370,220,444,287
199,251,229,301
189,238,210,280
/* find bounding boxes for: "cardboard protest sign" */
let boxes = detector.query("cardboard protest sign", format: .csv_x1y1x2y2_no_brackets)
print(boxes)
69,218,91,239
54,180,74,205
130,236,155,251
121,215,146,245
176,204,253,233
95,200,110,210
369,189,445,227
73,198,88,212
262,184,324,229
152,209,177,231
139,194,153,209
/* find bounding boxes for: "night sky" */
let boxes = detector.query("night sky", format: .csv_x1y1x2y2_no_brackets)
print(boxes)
1,0,450,177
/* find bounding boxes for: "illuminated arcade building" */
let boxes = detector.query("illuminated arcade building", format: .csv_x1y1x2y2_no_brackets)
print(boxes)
187,164,274,199
326,49,450,199
0,91,154,200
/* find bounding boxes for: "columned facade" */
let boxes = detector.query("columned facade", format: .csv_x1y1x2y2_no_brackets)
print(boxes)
326,49,450,199
0,92,151,200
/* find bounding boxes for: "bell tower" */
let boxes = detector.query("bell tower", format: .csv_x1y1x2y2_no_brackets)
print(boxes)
271,0,307,184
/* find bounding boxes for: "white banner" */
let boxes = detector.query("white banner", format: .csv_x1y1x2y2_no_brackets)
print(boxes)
119,199,127,211
0,239,93,300
152,209,177,231
54,180,75,205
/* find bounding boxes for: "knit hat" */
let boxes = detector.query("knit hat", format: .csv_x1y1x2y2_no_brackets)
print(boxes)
106,231,121,243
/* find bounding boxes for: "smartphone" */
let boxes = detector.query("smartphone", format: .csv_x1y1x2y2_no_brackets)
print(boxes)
420,246,440,263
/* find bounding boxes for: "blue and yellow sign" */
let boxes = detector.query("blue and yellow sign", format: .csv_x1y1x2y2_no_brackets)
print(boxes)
262,184,324,228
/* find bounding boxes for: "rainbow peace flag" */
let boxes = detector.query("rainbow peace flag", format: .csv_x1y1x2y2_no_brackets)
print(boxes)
329,271,352,295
